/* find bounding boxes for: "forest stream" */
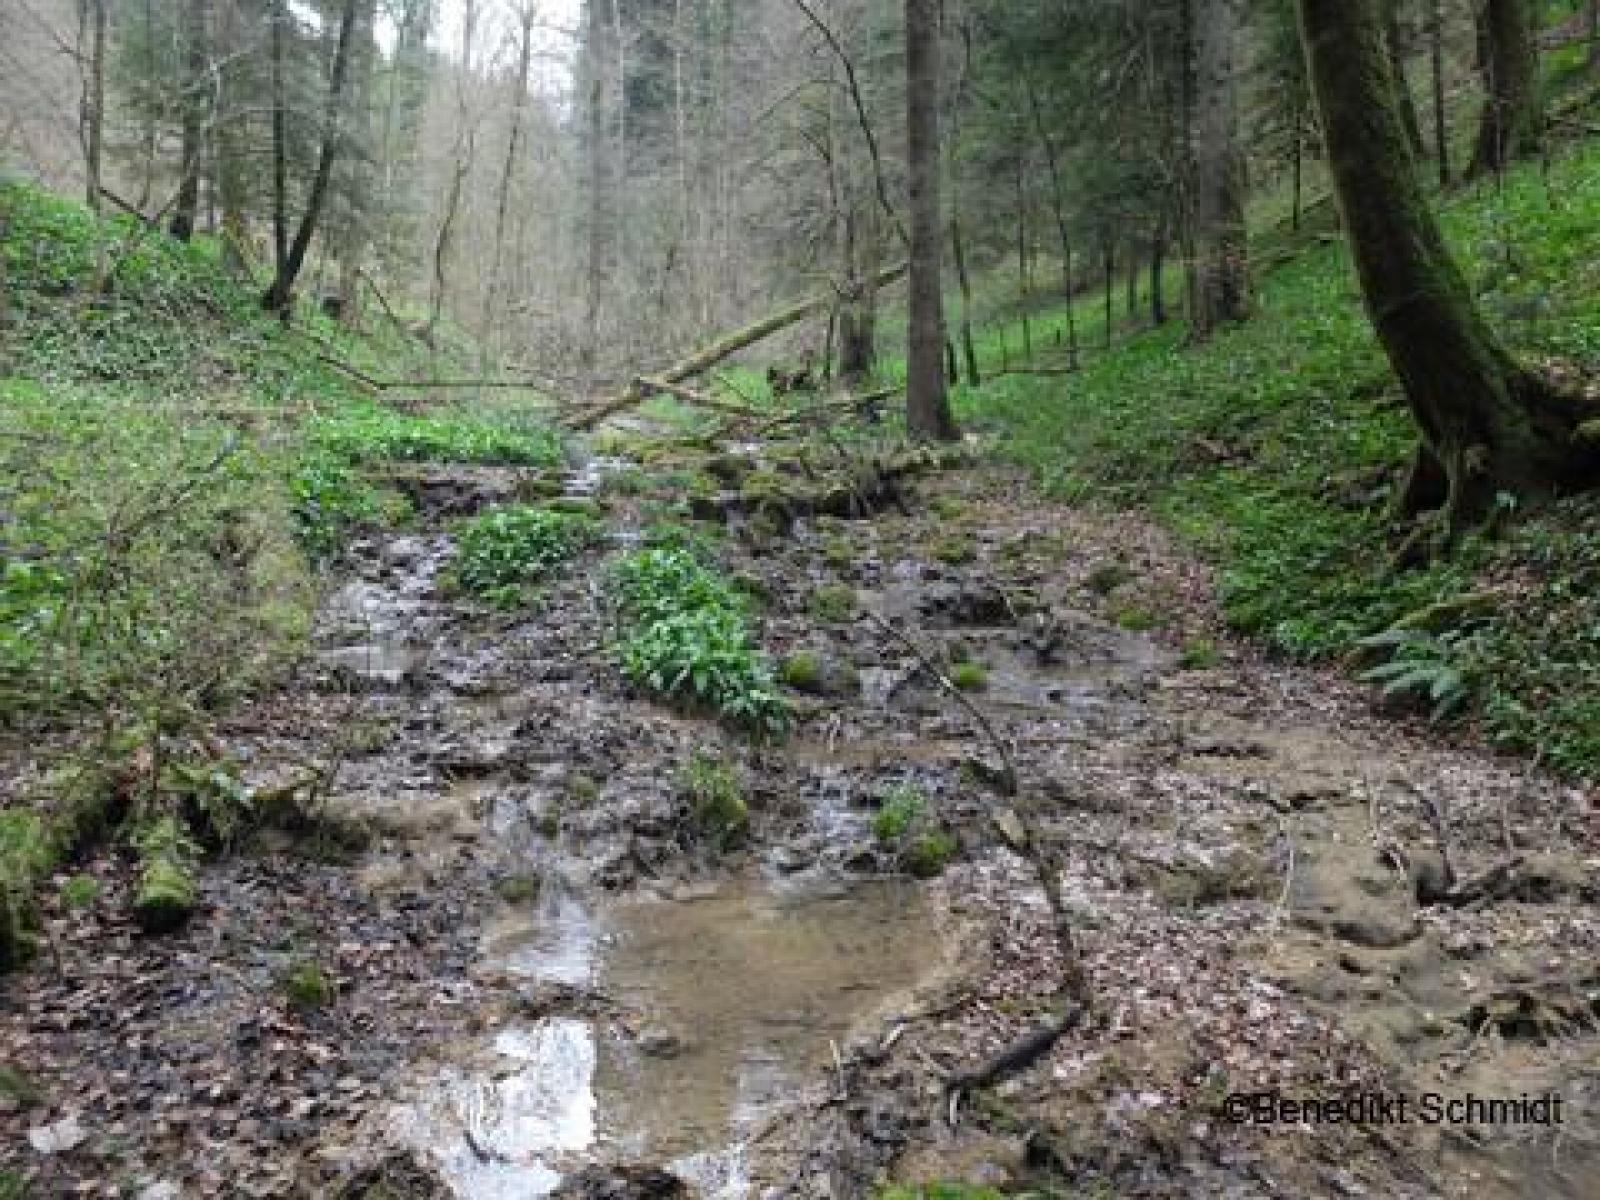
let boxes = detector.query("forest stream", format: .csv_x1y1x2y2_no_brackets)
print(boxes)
7,439,1598,1200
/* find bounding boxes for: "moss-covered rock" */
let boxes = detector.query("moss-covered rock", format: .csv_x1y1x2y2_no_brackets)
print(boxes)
283,959,333,1010
133,855,196,934
780,651,823,692
808,584,856,624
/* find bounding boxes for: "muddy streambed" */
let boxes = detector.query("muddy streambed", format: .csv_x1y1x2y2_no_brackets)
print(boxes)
394,875,936,1196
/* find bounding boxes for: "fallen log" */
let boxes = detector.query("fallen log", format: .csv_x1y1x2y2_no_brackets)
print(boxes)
568,263,908,429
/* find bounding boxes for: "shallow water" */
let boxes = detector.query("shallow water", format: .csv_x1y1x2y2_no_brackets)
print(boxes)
400,874,937,1195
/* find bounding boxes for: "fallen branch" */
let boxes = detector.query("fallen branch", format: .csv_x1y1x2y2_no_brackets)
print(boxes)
567,263,908,429
863,609,1016,795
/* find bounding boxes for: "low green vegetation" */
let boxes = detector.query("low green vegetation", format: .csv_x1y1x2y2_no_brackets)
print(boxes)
450,505,599,607
873,784,957,878
779,650,824,690
949,660,988,692
678,750,750,850
958,141,1600,779
612,540,789,736
808,583,858,624
282,959,333,1010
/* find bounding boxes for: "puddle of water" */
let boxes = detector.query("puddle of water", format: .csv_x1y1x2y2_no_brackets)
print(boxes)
594,877,934,1161
403,875,936,1196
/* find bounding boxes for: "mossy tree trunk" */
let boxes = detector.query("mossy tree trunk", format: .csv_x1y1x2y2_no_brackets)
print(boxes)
1298,0,1600,537
1469,0,1543,176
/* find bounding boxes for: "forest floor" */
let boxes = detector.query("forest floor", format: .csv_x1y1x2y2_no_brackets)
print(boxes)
3,424,1598,1200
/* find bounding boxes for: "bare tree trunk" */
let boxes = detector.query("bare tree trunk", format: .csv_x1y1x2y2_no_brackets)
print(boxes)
335,0,377,326
262,0,362,315
1150,215,1168,325
1469,0,1543,176
484,1,536,348
1016,154,1032,361
170,0,208,241
78,0,107,216
1385,0,1424,156
583,0,615,370
1298,0,1598,538
1025,76,1078,369
950,7,980,386
269,0,289,288
1102,238,1114,350
904,0,956,441
1431,0,1450,184
1189,0,1250,339
425,0,477,342
215,0,249,276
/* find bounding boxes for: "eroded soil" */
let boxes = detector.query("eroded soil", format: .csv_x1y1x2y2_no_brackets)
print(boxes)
4,442,1598,1199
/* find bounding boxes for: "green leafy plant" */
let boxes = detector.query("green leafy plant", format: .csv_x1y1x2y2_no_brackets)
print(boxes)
678,751,749,850
451,505,598,606
873,785,927,844
873,785,956,877
613,545,789,736
1357,627,1478,720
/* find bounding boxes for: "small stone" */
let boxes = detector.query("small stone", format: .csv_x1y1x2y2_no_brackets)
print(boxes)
29,1111,88,1155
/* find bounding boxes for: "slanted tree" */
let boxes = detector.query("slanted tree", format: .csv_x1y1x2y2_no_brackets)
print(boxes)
1297,0,1600,542
904,0,956,440
1470,0,1543,175
262,0,362,315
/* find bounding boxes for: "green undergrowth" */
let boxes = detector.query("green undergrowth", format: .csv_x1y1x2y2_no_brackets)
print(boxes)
293,403,563,558
0,180,565,971
450,505,599,607
611,533,789,736
957,139,1600,778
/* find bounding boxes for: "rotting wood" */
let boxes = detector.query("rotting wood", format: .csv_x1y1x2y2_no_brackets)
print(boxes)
567,263,908,429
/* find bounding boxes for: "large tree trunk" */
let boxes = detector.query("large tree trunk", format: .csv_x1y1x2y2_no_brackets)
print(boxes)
170,0,208,242
1298,0,1598,535
904,0,956,440
1469,0,1543,176
1189,0,1251,340
262,0,362,315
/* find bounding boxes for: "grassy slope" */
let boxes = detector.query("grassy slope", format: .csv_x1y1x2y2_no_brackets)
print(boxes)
0,181,563,973
952,140,1600,779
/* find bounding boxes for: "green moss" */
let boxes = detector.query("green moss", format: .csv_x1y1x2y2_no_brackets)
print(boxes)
58,874,100,911
0,1064,41,1112
931,495,968,520
1085,560,1133,595
567,773,601,806
1179,637,1221,669
949,660,988,691
809,584,857,624
780,650,824,691
133,856,196,935
873,786,926,844
679,752,749,850
495,875,542,905
906,830,956,877
822,536,856,570
283,960,333,1010
932,534,976,566
1113,605,1160,632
